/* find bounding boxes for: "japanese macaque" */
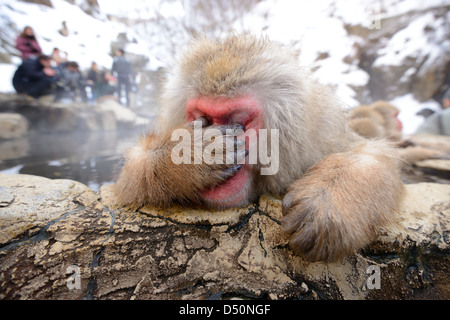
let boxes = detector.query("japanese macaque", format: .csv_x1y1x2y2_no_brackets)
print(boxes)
349,101,403,142
114,35,405,262
349,101,450,163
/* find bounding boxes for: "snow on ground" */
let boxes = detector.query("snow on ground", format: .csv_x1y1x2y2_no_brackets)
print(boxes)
0,63,17,93
238,0,371,107
373,11,448,68
0,0,155,70
241,0,449,131
390,94,442,135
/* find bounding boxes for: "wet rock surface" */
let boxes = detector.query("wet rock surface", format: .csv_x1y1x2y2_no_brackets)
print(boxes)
0,113,28,140
0,174,449,300
0,93,150,134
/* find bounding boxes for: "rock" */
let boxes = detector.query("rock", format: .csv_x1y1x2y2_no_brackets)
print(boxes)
0,138,29,160
97,99,150,130
347,6,450,102
58,21,69,37
19,0,52,7
364,183,450,299
0,93,149,133
0,174,449,300
0,113,28,140
64,0,100,17
0,174,100,246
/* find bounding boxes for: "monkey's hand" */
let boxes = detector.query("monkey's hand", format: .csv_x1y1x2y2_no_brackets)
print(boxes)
113,118,247,208
281,141,405,262
180,118,248,196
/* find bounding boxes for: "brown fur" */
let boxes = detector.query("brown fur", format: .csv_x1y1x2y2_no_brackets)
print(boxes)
349,101,449,164
114,123,240,208
282,140,404,261
349,102,401,141
114,34,406,262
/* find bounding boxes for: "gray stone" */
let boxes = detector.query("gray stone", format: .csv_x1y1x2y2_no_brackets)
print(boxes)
0,93,149,134
0,113,28,140
0,174,449,300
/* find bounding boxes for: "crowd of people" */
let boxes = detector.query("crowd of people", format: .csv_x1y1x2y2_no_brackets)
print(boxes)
12,26,136,107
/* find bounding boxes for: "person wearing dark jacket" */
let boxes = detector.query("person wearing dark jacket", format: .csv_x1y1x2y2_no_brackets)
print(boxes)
111,49,134,107
416,88,450,136
54,61,88,103
86,62,100,103
15,26,42,60
12,54,56,99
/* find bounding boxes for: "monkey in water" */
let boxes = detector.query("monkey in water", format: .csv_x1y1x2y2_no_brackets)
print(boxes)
114,35,405,263
349,101,450,164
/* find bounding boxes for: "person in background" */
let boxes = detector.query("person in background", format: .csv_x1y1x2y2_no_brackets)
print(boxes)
54,61,88,103
95,71,117,100
12,54,56,99
86,62,100,103
415,88,450,136
51,47,68,67
15,26,42,60
111,49,135,107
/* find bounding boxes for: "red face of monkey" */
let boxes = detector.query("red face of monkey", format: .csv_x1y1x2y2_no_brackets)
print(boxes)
185,95,265,207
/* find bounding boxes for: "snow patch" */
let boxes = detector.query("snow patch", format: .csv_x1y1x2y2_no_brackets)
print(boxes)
0,64,17,93
390,94,441,135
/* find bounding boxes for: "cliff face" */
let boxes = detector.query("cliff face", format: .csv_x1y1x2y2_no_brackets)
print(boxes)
1,173,449,300
347,5,450,103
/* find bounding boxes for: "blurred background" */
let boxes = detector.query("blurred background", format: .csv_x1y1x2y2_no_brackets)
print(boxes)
0,0,449,189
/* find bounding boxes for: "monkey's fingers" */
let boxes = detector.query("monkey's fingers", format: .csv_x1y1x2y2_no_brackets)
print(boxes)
223,136,247,164
219,164,243,180
189,116,210,128
214,123,245,136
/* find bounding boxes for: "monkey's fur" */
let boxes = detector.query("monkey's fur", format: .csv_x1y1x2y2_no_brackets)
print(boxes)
115,35,405,262
349,101,450,164
349,101,402,142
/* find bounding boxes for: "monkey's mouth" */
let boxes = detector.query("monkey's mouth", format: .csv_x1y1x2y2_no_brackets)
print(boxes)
199,165,252,208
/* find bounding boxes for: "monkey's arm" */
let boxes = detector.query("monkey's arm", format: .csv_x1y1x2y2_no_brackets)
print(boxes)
113,126,243,208
281,140,405,262
398,146,450,164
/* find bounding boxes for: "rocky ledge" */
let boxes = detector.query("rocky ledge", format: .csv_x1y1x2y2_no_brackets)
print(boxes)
0,173,449,300
0,93,150,138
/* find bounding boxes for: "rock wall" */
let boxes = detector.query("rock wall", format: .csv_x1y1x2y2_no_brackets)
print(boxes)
347,5,450,103
0,174,448,300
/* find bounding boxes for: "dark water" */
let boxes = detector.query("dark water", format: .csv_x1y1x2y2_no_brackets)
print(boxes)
0,130,142,191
